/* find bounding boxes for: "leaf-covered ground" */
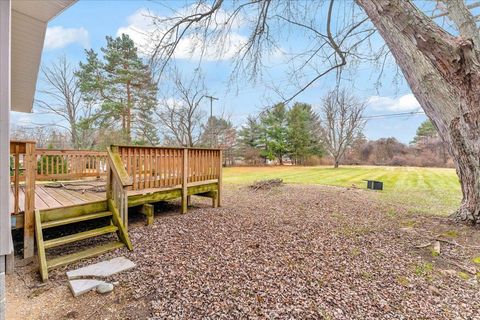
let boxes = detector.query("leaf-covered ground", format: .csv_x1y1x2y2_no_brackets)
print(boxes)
7,184,480,319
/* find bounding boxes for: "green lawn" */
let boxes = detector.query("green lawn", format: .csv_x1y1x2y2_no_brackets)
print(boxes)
223,166,462,216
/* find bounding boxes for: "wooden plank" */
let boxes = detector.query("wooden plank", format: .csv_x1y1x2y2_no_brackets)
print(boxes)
61,188,104,203
42,211,112,229
35,210,48,281
40,200,108,223
40,186,76,207
14,144,19,215
133,148,137,190
107,199,133,250
127,182,218,207
107,147,133,188
47,241,125,270
33,188,50,210
24,142,35,259
147,148,151,189
126,147,131,181
218,150,223,207
182,149,188,214
53,188,85,205
34,185,62,208
128,189,182,207
44,225,118,249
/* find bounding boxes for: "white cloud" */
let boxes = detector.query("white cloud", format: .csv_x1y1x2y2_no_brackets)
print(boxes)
117,8,248,61
367,94,420,112
44,26,89,50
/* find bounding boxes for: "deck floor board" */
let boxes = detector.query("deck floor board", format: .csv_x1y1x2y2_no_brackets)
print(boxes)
10,181,106,214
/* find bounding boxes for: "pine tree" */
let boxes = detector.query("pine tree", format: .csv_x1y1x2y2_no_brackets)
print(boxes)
238,116,264,164
76,33,158,144
286,103,323,164
412,120,437,144
260,103,289,164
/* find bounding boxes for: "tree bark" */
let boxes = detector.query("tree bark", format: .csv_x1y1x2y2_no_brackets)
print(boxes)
334,159,339,168
126,81,132,143
357,0,480,223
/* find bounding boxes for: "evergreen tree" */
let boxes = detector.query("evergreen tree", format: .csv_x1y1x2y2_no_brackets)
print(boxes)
260,103,289,164
412,120,437,144
76,33,158,144
238,116,264,164
286,103,323,164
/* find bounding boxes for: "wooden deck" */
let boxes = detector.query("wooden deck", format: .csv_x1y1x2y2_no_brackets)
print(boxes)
9,143,222,265
9,181,106,214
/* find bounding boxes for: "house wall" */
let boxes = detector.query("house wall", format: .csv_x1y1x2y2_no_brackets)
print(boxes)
0,0,12,256
0,0,12,318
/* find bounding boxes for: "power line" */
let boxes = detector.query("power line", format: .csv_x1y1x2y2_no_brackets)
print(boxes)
363,110,425,120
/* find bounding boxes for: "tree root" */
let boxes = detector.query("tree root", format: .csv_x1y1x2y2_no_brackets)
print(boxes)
450,207,479,225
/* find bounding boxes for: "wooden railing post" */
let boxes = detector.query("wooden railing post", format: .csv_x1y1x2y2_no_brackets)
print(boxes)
106,146,133,229
182,148,188,214
24,142,35,259
13,144,19,215
218,149,223,207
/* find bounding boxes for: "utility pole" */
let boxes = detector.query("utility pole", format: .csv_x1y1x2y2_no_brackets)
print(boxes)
204,95,218,120
204,95,218,147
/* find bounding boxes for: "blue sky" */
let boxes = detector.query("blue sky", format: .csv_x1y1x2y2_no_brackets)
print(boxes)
12,0,428,144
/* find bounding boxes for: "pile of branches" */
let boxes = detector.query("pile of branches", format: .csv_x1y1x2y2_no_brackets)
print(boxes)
249,178,284,191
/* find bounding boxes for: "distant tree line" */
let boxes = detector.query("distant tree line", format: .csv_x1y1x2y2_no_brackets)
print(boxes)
341,120,452,168
10,33,451,168
238,102,324,165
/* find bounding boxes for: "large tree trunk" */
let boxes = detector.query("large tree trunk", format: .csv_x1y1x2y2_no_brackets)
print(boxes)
334,159,339,168
357,0,480,223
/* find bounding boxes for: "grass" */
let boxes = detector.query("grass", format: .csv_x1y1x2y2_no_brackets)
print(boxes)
223,165,461,216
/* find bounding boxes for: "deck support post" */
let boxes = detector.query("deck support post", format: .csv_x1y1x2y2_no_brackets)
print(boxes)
187,195,192,207
181,149,188,214
23,142,35,259
212,191,218,208
139,204,154,226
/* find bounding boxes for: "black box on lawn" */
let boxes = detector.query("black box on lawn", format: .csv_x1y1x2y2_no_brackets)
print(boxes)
366,180,383,190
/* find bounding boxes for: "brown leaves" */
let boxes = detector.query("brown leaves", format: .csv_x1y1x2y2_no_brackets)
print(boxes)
11,184,480,319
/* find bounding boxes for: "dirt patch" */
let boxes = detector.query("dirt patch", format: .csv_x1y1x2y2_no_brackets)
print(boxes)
7,184,480,319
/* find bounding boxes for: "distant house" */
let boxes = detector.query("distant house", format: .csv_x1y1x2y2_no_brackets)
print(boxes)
0,0,76,318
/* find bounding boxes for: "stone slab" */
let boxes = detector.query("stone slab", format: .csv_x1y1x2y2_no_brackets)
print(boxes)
68,279,107,297
66,257,135,280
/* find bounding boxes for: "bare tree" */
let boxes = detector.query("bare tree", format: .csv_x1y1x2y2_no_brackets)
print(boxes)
35,56,93,149
147,0,480,223
10,124,70,149
320,89,365,168
156,68,207,147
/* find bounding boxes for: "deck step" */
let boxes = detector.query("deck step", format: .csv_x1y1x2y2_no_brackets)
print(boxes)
47,241,125,269
42,211,113,229
44,225,118,249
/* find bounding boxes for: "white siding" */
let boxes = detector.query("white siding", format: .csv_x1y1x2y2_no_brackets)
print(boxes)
10,0,77,113
0,0,13,256
11,10,46,113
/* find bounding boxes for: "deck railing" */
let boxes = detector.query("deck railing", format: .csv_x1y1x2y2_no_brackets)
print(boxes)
10,140,36,258
116,145,222,191
35,149,108,181
107,145,222,222
10,148,108,182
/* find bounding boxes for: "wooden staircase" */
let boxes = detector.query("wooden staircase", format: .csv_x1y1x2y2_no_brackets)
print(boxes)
35,200,132,281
